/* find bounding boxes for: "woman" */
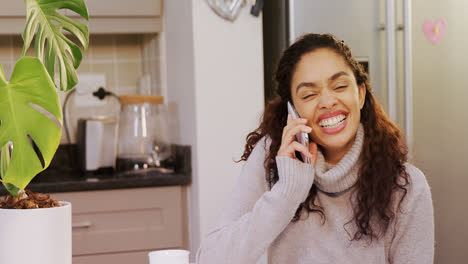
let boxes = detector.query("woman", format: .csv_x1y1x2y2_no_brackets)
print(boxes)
196,33,434,263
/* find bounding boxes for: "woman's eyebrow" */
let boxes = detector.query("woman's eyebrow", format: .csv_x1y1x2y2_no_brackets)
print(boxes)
295,81,318,94
328,71,349,82
295,71,350,94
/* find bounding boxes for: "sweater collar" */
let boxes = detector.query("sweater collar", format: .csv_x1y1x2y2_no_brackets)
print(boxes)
313,123,364,194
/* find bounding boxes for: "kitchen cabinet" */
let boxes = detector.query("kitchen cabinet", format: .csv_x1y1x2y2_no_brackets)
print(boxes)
0,0,162,34
0,1,25,16
53,186,188,264
0,0,28,35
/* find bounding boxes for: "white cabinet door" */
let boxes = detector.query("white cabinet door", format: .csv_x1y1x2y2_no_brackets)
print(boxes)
0,1,26,16
53,186,187,256
0,0,161,17
0,0,162,34
67,0,161,17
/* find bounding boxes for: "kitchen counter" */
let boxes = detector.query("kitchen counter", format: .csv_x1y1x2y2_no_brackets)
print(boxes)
0,145,191,196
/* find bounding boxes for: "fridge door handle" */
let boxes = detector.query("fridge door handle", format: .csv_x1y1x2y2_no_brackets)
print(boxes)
403,0,413,152
386,0,397,122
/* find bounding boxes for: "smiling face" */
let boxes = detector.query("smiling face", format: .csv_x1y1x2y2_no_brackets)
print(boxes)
290,48,366,164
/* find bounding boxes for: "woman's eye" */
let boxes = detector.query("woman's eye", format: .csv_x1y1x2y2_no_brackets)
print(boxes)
335,85,347,90
302,94,316,99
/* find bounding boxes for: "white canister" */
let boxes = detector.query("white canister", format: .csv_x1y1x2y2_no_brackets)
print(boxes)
148,249,190,264
0,201,72,264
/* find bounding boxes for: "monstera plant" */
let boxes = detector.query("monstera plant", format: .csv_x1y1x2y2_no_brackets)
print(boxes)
0,0,89,201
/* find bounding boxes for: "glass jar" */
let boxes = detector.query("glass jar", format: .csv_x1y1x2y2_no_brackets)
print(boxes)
116,95,173,173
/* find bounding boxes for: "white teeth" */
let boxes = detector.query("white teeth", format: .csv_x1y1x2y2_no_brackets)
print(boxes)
319,114,346,128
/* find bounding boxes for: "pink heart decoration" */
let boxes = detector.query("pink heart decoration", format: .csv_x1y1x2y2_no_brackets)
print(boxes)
423,18,447,44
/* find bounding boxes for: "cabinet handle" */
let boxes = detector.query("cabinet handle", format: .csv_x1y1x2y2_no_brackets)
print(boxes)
72,222,93,229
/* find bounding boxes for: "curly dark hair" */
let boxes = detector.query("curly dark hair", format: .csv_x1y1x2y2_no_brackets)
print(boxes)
240,33,409,242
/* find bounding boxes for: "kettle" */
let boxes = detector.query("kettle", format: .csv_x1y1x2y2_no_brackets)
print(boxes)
77,117,117,172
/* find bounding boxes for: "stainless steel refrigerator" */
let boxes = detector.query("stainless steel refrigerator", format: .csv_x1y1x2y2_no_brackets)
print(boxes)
263,0,468,262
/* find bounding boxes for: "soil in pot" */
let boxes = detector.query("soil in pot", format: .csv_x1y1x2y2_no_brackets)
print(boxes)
0,190,60,209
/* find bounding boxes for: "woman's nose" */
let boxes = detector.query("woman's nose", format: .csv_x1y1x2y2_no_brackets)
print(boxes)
318,91,338,109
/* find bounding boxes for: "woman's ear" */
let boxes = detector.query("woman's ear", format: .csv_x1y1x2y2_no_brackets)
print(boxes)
359,84,366,110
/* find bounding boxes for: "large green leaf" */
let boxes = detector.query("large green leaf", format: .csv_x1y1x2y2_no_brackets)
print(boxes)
0,58,62,196
23,0,89,91
0,144,10,181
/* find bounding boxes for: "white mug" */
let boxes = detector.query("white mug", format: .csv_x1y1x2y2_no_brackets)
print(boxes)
148,249,190,264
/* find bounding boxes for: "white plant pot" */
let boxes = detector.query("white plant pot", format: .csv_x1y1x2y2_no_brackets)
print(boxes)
0,201,72,264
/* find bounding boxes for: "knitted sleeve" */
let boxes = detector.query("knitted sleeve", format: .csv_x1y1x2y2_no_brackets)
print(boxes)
388,164,435,263
196,137,315,264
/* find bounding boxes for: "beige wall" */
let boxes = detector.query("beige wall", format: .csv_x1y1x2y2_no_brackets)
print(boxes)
163,0,264,260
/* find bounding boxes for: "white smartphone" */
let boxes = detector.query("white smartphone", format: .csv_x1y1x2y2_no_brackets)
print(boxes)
287,101,310,164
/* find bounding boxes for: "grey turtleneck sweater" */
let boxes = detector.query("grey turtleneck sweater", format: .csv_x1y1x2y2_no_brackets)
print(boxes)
196,125,434,263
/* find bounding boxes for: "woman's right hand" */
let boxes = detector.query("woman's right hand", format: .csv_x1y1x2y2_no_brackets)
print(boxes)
277,114,318,166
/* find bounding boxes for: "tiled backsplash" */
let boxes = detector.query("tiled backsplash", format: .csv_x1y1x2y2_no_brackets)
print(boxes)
86,35,144,93
0,34,160,94
0,36,34,77
0,34,161,143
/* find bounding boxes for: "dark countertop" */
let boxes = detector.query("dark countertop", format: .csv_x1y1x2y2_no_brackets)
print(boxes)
0,144,192,196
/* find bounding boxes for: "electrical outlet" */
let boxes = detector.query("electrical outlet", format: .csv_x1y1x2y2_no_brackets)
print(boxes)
74,73,107,107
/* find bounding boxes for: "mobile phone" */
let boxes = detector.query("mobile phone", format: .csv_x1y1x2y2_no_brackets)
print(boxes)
287,101,310,164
